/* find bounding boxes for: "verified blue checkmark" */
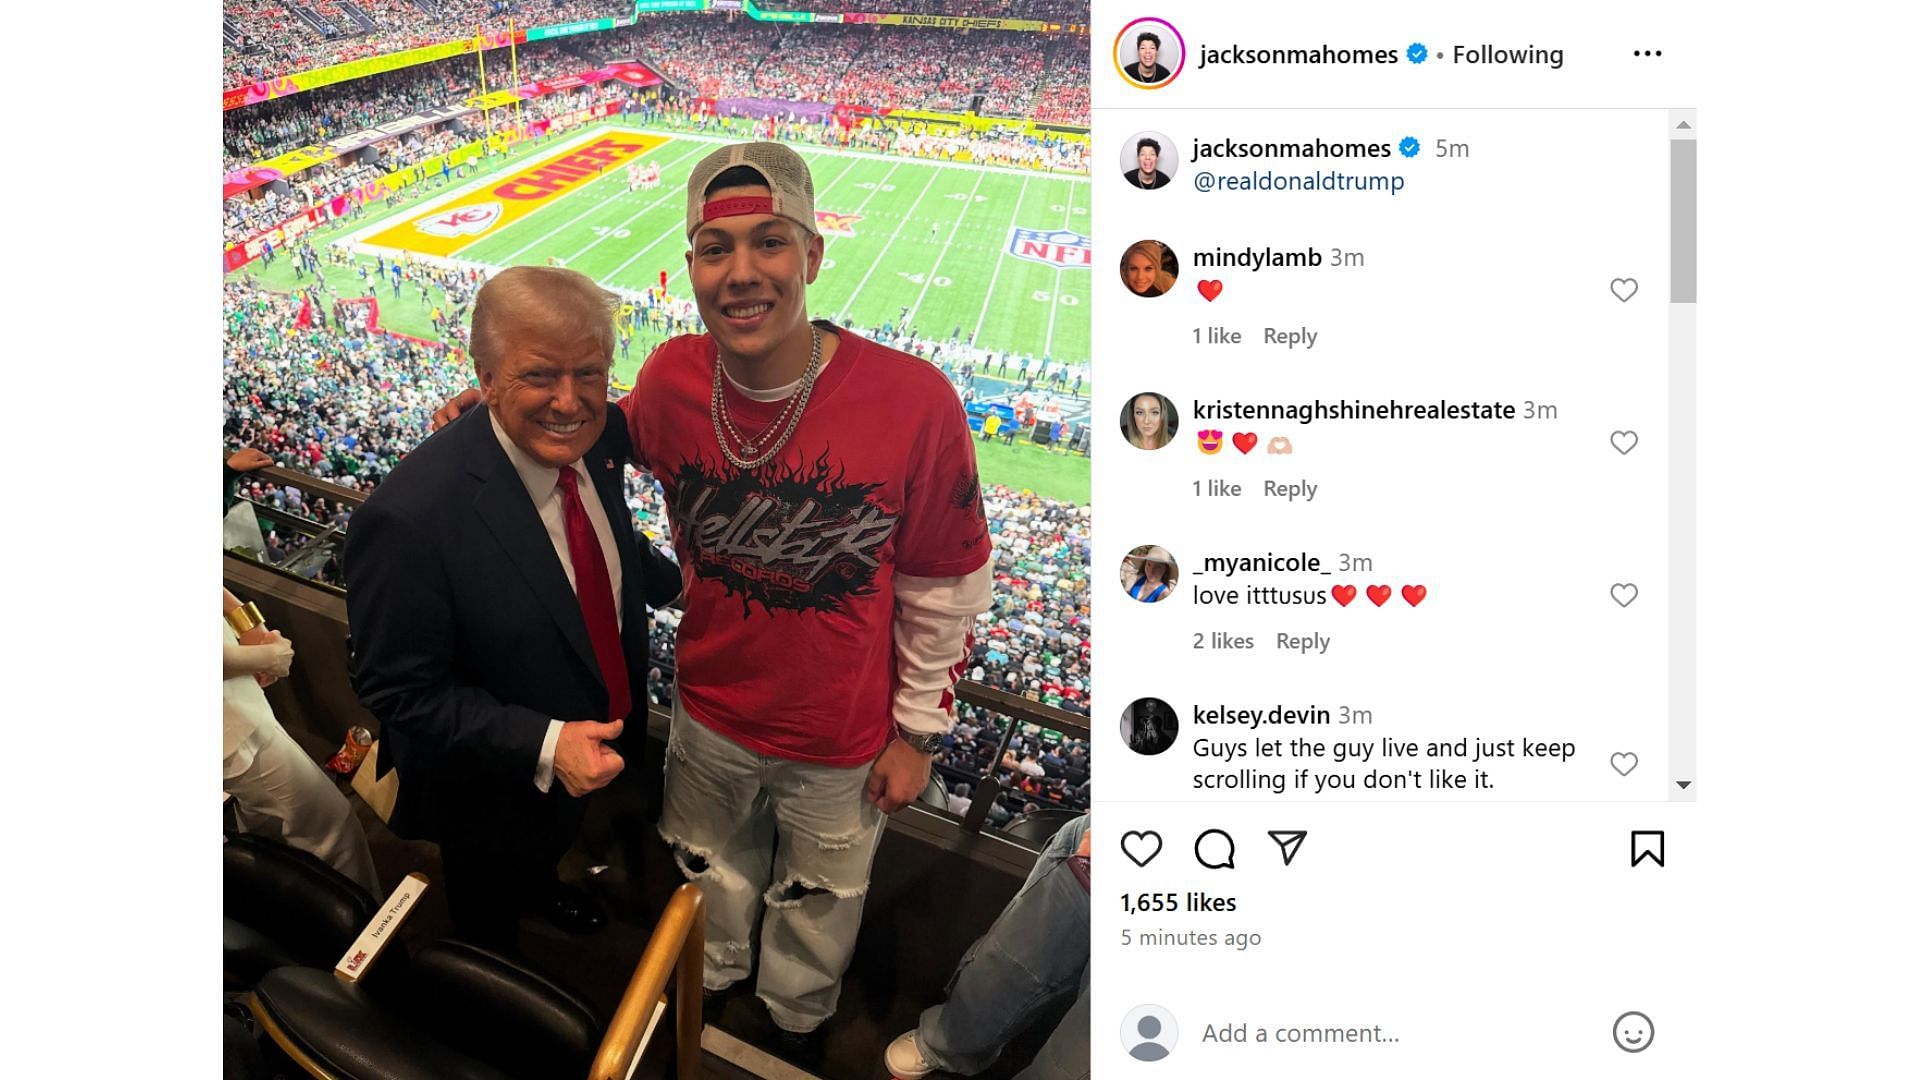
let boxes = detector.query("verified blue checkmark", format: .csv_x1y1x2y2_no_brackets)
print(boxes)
1399,136,1421,158
1408,42,1429,63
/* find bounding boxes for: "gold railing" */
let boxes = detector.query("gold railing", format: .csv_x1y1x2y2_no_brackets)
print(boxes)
590,882,706,1080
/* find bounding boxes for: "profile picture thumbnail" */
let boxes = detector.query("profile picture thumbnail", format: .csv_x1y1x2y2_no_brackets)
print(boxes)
1120,131,1178,190
1120,240,1178,298
1120,391,1178,451
1121,697,1179,756
1115,18,1184,89
1121,544,1179,603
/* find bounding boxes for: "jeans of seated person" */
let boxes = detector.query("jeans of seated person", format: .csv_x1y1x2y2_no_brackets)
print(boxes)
917,813,1090,1079
658,699,887,1033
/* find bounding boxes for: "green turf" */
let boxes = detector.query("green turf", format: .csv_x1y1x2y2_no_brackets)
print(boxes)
451,130,1091,366
973,435,1091,505
229,122,1094,503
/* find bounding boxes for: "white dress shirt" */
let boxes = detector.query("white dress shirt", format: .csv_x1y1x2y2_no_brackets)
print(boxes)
490,414,623,793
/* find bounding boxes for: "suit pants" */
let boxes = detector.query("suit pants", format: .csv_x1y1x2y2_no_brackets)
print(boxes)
437,782,586,948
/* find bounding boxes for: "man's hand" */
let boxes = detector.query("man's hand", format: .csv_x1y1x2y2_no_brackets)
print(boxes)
429,388,485,431
554,718,626,797
865,739,933,814
226,447,274,472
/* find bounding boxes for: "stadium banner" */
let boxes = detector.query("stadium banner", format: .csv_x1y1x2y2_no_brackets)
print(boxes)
634,0,709,11
525,17,619,41
852,14,1051,31
362,130,666,258
226,104,479,198
465,89,525,111
739,0,815,23
222,204,331,272
224,130,526,271
222,144,334,197
223,31,523,110
329,103,476,155
606,61,665,86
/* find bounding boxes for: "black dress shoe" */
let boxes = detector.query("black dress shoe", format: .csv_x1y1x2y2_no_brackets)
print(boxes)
773,1024,825,1070
700,983,740,1027
530,883,607,934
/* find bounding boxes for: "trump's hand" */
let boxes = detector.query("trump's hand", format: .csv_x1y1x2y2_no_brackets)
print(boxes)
429,388,484,431
865,739,933,815
555,718,626,797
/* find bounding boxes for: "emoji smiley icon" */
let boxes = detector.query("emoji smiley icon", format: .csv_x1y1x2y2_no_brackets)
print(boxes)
1612,1011,1653,1053
1196,429,1223,454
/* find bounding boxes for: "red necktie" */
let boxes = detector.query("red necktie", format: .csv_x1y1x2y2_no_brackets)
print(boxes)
556,468,630,723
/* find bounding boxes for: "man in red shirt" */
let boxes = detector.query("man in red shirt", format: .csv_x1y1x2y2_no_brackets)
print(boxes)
435,142,992,1060
646,143,993,1059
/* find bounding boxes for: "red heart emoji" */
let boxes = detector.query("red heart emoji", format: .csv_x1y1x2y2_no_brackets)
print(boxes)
1231,432,1257,454
1402,584,1427,607
1366,585,1391,607
1332,584,1357,607
1198,279,1224,301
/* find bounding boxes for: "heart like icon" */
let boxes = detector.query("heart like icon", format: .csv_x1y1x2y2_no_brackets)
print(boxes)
1611,752,1639,777
1402,584,1427,607
1366,585,1391,607
1611,583,1639,607
1231,432,1258,454
1332,584,1357,607
1610,277,1639,302
1121,830,1163,868
1267,436,1292,455
1611,430,1638,455
1197,279,1224,302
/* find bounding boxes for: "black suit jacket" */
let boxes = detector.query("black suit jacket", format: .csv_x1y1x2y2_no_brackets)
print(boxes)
343,404,680,842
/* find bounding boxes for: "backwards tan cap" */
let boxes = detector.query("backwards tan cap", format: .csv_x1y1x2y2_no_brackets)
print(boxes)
686,141,818,241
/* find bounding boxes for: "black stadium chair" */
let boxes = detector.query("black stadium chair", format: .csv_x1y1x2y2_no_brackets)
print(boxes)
252,940,600,1080
1000,807,1080,846
224,834,378,991
250,883,708,1080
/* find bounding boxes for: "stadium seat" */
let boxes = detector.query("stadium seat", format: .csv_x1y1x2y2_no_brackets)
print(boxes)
251,883,707,1080
224,833,378,991
999,808,1080,846
252,940,600,1080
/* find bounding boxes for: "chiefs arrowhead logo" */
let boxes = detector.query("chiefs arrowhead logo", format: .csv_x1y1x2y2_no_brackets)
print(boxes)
814,210,862,237
416,202,503,238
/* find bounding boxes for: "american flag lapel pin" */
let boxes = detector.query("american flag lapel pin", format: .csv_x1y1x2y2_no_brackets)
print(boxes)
604,458,615,470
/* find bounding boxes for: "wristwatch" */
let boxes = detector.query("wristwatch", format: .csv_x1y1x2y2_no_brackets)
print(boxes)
894,725,944,754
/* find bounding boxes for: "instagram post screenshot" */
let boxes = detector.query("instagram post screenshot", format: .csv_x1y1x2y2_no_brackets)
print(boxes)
1093,4,1709,1073
13,0,1916,1075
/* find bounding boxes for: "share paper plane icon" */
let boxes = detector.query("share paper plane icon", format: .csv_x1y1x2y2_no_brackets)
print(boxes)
1267,830,1307,866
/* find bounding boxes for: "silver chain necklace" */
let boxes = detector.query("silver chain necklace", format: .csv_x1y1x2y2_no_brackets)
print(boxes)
710,325,822,470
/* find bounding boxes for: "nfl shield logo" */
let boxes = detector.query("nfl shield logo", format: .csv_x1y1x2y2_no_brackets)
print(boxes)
1007,227,1092,268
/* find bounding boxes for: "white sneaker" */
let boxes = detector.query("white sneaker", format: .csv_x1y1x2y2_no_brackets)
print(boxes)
884,1031,935,1078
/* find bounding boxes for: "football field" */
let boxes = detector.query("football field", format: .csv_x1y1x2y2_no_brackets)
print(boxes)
353,127,1092,368
231,123,1093,502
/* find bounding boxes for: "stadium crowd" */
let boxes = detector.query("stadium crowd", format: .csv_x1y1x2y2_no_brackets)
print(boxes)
223,40,594,170
757,0,1086,17
225,79,632,246
225,0,630,86
625,17,1089,122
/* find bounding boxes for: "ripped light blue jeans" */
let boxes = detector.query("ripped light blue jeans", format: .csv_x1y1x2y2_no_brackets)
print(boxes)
918,813,1091,1079
658,701,886,1033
